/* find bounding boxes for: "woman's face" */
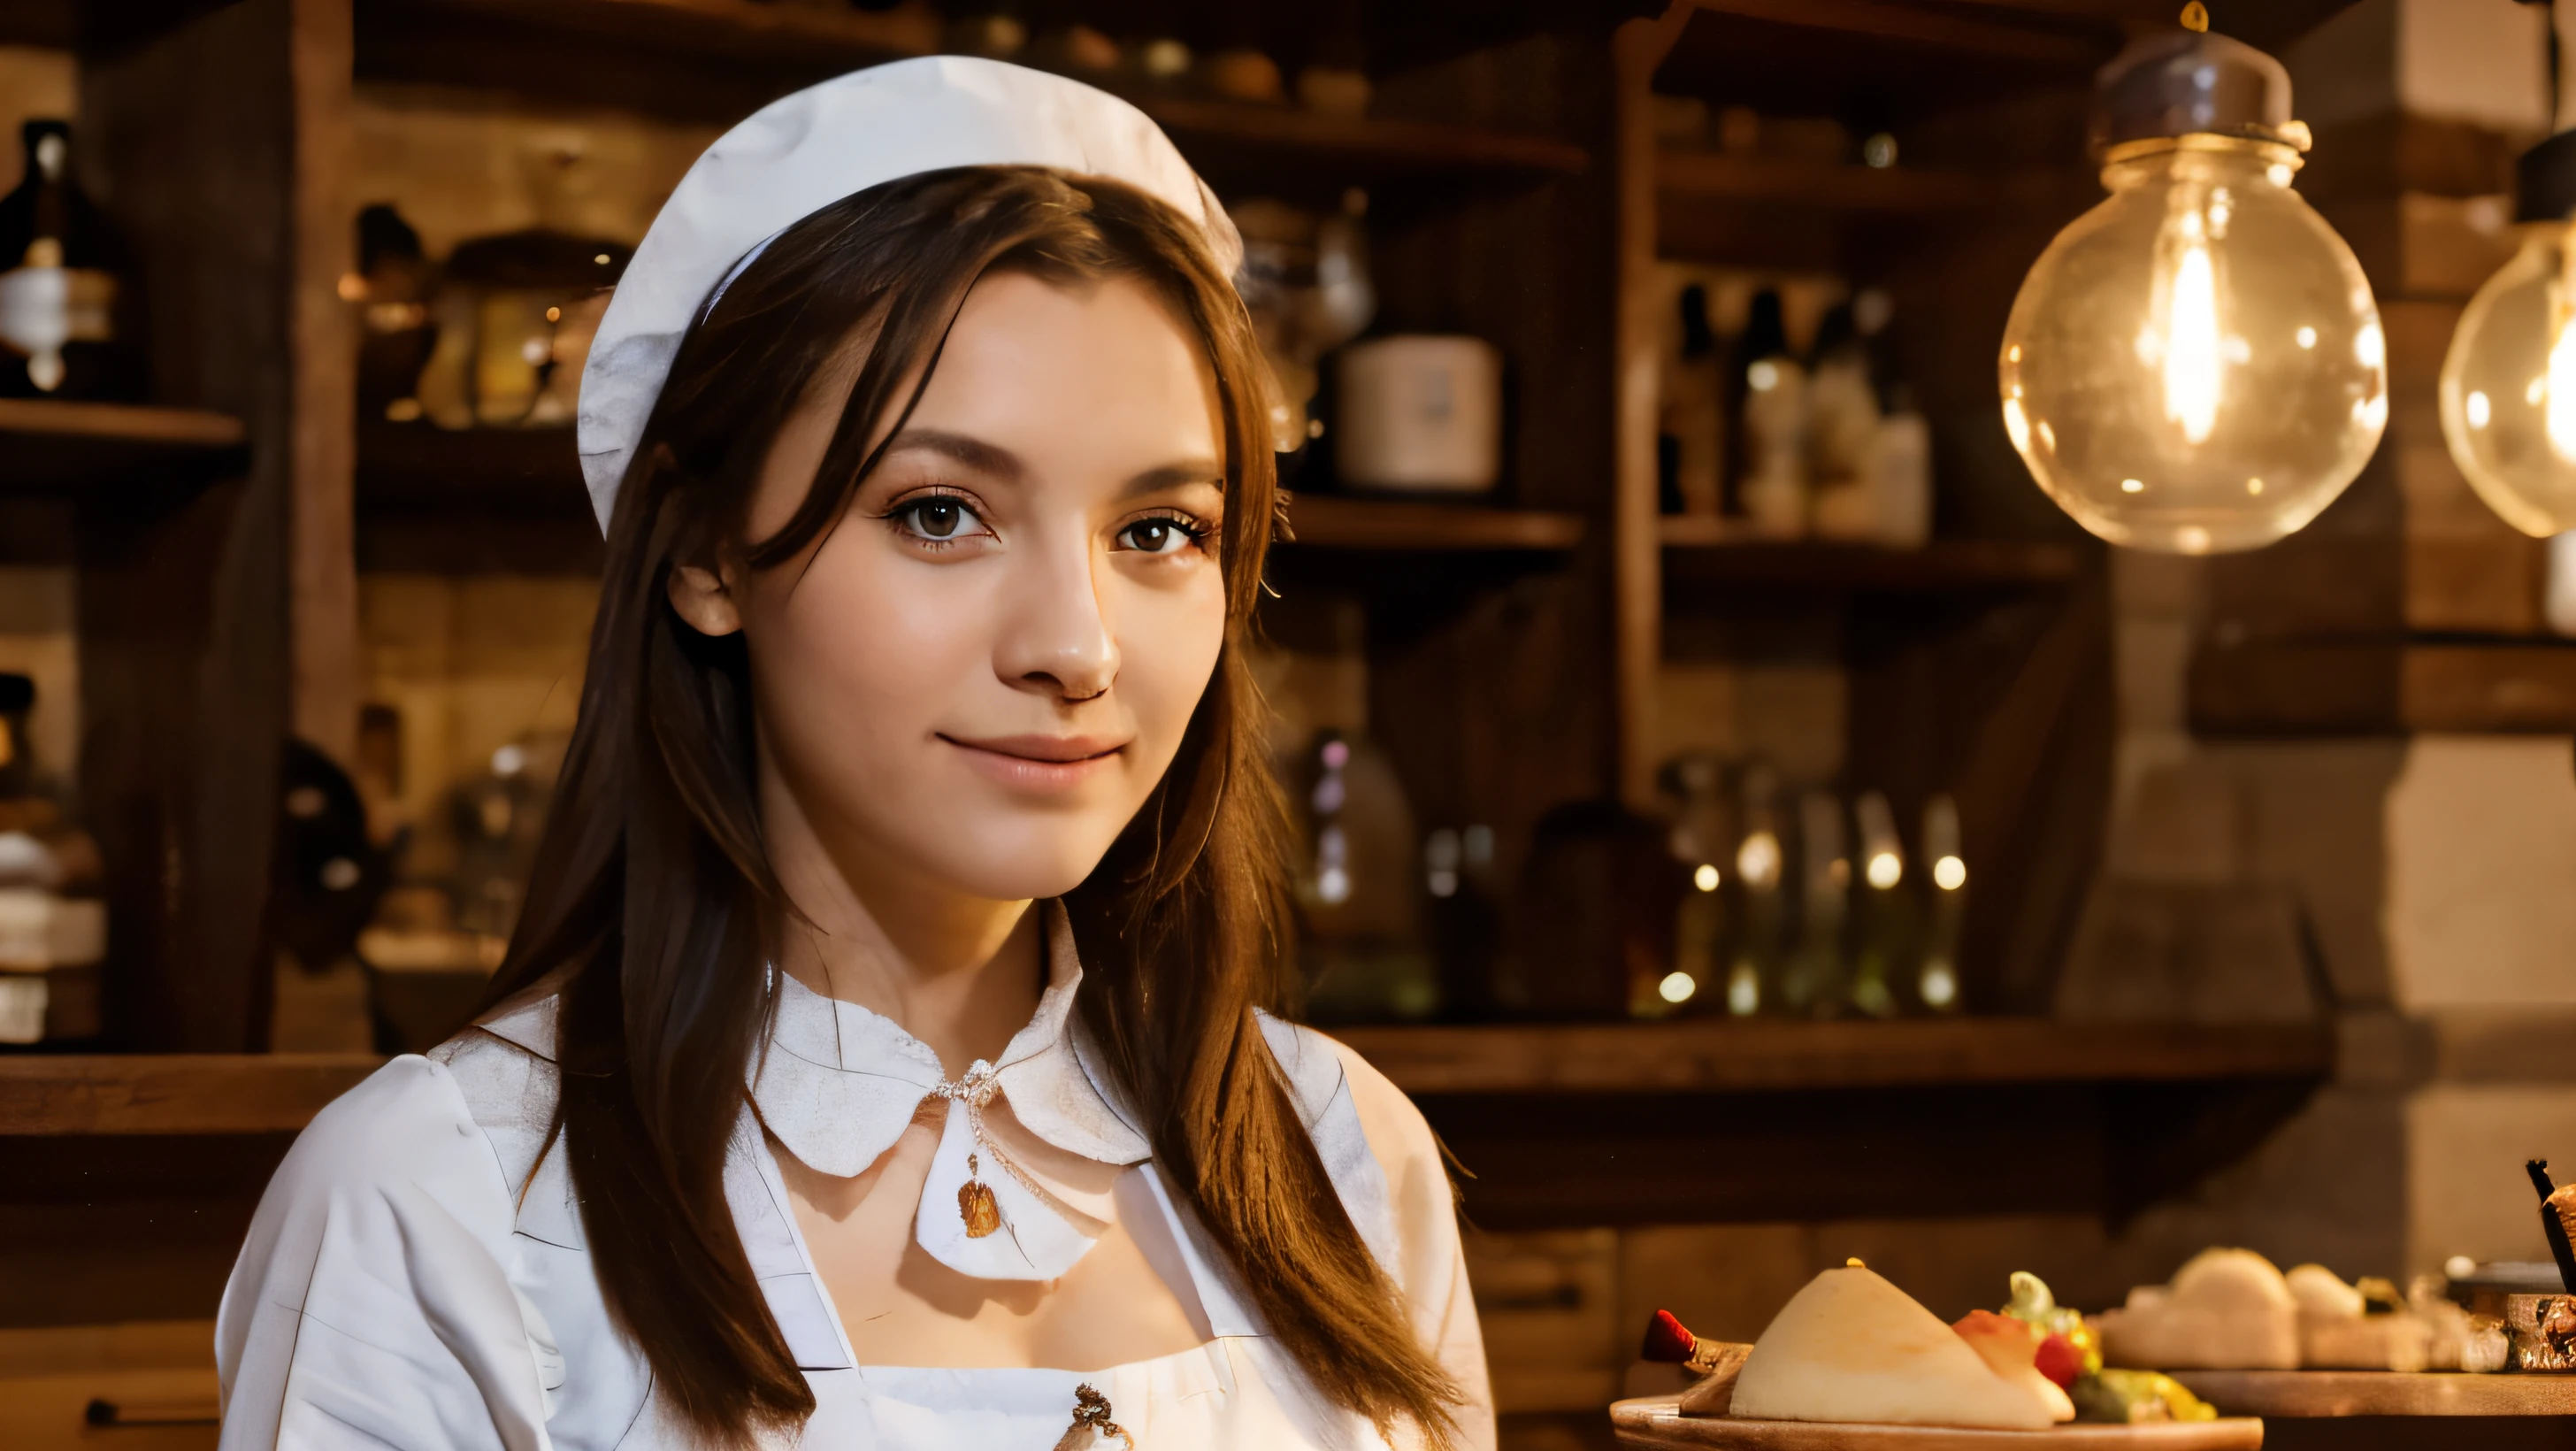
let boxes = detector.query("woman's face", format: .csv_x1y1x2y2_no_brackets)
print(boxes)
673,270,1230,903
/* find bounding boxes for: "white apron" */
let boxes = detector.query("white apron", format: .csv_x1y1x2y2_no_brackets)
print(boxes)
212,910,1492,1450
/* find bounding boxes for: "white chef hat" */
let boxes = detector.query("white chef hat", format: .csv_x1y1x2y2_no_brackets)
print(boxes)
575,55,1241,531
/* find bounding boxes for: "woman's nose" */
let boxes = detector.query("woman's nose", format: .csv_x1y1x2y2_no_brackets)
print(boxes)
997,531,1117,702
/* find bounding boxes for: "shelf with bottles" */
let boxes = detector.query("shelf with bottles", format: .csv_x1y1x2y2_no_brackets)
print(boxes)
0,398,248,490
356,0,1587,189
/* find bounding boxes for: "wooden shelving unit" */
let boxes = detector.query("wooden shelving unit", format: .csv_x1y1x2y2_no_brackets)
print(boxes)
0,1016,2329,1135
1334,1016,2333,1096
357,0,1588,191
0,398,247,488
2191,633,2576,735
1659,525,2081,594
0,1054,380,1137
1286,495,1584,551
1657,150,2072,216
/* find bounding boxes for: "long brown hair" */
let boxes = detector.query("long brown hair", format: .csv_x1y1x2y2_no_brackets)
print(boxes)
479,166,1459,1447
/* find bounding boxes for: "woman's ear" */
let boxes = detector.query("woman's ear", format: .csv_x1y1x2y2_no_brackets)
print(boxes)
667,560,744,636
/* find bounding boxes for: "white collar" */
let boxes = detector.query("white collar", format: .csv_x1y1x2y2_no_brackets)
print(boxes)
748,901,1153,1281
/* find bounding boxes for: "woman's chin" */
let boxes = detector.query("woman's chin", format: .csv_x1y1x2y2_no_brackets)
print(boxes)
908,823,1120,904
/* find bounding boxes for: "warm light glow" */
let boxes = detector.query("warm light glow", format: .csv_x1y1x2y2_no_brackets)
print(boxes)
2467,391,2493,427
2165,219,2221,444
1692,863,1720,893
1933,854,1966,891
1865,851,1902,890
1921,961,1959,1008
1726,964,1760,1017
2548,312,2576,464
1748,359,1780,392
1658,971,1698,1005
1736,830,1781,888
2000,133,2385,553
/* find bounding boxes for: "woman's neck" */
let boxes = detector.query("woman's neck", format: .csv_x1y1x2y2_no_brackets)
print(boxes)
758,752,1044,1080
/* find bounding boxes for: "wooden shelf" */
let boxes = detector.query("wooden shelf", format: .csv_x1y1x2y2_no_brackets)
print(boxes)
359,0,1584,188
0,1054,382,1136
1284,495,1585,551
1659,525,2082,594
1140,97,1587,188
0,398,248,489
1658,150,2074,217
2191,635,2576,735
1334,1017,2334,1097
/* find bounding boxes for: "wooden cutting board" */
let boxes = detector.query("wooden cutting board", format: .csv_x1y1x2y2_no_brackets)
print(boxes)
1610,1396,2265,1450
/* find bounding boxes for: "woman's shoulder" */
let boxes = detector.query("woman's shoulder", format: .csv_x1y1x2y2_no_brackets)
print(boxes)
1257,1015,1438,1171
1254,1014,1453,1282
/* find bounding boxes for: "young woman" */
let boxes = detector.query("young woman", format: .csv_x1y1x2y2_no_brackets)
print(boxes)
216,58,1491,1451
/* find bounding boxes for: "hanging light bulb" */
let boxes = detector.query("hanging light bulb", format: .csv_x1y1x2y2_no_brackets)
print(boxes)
1999,14,2387,554
2440,133,2576,536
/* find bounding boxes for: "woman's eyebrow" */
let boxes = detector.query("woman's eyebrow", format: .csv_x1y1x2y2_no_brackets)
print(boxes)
878,428,1023,479
1120,461,1225,498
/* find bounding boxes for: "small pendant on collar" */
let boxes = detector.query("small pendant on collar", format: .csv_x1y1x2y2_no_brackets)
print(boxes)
1053,1384,1132,1451
959,1153,1001,1239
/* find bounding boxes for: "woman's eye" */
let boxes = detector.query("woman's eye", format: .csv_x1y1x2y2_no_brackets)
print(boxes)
892,495,983,541
1119,516,1203,556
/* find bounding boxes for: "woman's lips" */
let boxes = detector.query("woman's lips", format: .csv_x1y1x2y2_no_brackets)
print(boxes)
939,733,1128,791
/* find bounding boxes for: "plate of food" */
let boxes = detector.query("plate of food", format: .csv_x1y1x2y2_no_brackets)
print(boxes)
1609,1262,2262,1448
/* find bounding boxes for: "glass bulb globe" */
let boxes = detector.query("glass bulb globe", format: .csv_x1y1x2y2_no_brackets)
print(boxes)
1999,136,2387,553
2439,221,2576,537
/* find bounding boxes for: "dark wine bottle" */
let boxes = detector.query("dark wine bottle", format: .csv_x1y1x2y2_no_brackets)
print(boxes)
0,119,144,400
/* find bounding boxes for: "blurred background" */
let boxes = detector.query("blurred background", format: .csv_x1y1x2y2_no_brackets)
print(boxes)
3,1,2575,1447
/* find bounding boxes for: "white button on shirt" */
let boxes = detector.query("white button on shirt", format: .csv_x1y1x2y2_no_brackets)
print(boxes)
212,905,1494,1449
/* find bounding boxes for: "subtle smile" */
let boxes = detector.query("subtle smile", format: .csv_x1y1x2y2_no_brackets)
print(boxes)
938,733,1128,790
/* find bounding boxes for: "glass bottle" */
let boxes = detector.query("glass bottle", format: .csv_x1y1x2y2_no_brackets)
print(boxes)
1293,729,1436,1023
1845,790,1914,1018
1725,764,1789,1017
1425,823,1502,1020
1729,287,1808,537
1782,788,1847,1016
1651,753,1730,1017
1916,794,1968,1013
0,119,143,400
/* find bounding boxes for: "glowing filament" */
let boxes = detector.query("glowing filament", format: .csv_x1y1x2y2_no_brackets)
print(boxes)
2549,313,2576,464
1658,971,1697,1004
2165,226,2221,445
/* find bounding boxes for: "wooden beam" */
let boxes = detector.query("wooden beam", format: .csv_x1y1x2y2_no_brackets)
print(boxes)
1612,4,1694,808
291,0,357,764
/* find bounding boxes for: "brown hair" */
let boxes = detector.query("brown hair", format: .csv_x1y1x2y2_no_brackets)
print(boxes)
478,166,1459,1447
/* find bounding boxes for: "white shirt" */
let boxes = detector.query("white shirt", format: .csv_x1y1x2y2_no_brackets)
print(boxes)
212,911,1493,1450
